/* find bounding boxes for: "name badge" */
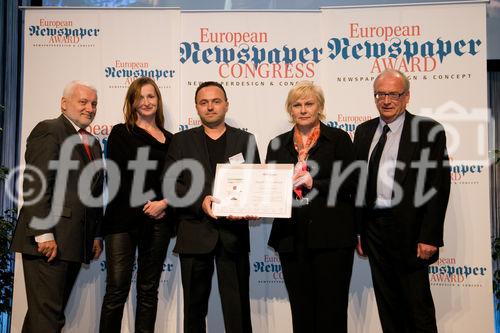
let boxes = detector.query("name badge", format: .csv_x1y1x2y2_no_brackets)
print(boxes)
229,153,245,165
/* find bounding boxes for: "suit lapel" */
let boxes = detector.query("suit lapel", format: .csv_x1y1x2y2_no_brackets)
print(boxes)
59,114,78,138
394,111,417,187
223,125,237,162
59,115,90,163
307,122,331,158
193,126,213,174
284,128,297,161
89,136,104,192
359,120,379,161
90,140,101,160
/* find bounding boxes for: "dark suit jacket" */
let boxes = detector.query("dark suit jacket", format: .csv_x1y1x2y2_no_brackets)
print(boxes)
265,122,357,253
353,111,450,266
11,115,104,264
164,124,260,254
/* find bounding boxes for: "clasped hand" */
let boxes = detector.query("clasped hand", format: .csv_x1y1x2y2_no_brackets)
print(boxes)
293,161,312,189
143,199,168,219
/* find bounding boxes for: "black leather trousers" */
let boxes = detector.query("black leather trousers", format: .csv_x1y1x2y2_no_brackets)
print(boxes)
99,221,171,333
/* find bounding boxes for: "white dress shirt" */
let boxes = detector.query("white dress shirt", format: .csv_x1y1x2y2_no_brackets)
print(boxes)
367,112,405,208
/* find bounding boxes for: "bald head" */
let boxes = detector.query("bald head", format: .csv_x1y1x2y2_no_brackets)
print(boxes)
374,69,410,92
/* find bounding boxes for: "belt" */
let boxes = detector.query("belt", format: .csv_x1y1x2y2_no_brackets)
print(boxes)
294,197,309,206
369,207,393,218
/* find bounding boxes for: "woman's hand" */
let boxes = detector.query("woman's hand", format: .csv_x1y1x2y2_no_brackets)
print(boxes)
143,199,168,219
293,169,313,189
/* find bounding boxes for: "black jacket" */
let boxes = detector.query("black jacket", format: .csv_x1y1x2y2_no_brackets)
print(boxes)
102,123,174,236
163,124,260,254
353,111,450,267
265,122,357,253
11,115,103,264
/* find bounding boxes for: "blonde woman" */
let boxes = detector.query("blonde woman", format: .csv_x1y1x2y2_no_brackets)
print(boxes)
265,81,356,333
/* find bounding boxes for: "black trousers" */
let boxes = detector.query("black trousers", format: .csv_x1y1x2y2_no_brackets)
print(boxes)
21,254,81,333
365,211,438,333
99,221,171,333
179,241,252,333
279,247,354,333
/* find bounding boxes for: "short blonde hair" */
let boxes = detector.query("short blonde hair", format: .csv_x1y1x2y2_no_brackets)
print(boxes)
285,81,326,122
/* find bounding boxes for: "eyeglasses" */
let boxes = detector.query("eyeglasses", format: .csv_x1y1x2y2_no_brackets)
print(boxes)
374,91,407,100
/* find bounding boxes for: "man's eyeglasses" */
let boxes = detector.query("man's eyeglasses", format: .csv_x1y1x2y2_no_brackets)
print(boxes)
374,91,407,100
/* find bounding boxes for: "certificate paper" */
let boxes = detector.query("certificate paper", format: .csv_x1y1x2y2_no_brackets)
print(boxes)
212,164,294,218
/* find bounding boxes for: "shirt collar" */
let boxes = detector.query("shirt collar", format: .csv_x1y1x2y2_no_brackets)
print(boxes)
62,113,84,132
379,111,405,133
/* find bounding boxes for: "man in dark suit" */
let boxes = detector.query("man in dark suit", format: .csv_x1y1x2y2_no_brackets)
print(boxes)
354,69,450,333
164,81,260,333
11,81,104,333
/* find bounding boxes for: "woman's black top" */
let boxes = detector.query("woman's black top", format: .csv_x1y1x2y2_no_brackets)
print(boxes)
103,123,173,235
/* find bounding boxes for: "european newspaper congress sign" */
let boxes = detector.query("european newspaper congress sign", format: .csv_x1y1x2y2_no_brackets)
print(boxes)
12,3,491,332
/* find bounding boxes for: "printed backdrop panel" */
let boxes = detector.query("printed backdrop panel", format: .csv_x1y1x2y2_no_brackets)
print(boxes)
13,8,181,333
320,4,492,332
179,11,320,332
12,4,490,333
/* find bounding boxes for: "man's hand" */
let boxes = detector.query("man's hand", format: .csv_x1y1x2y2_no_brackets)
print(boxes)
202,195,219,219
37,240,58,262
203,196,260,221
356,236,366,257
143,199,168,219
92,239,103,260
227,215,260,221
417,242,437,260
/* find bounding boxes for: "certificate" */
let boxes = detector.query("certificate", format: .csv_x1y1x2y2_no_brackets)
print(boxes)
212,164,294,218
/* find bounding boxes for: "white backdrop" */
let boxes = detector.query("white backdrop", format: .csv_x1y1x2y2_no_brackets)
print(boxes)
13,8,183,333
319,4,492,332
11,3,492,332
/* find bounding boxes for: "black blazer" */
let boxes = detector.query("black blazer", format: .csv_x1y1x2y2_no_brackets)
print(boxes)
265,122,357,253
353,111,450,266
164,124,260,254
11,115,104,264
102,123,174,236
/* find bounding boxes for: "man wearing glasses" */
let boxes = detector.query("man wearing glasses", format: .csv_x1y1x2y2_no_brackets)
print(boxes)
353,69,450,333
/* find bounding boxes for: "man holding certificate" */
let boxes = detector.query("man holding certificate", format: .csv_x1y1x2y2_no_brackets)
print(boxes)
164,81,260,333
265,81,357,333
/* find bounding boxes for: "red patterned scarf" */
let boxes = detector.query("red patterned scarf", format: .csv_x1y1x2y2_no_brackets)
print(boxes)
293,123,320,198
